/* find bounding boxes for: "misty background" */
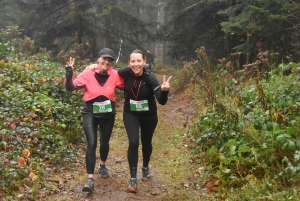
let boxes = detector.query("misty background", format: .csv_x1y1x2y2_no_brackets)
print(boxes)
0,0,299,67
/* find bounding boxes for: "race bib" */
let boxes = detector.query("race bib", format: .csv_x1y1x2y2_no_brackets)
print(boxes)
93,100,112,113
130,99,149,111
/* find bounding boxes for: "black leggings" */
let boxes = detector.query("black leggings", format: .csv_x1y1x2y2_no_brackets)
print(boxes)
123,111,158,178
82,113,115,174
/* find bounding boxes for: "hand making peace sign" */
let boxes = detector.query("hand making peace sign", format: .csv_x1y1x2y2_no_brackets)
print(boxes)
161,75,172,91
66,57,75,70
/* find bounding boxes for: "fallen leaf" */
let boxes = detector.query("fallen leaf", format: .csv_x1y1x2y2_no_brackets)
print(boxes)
22,148,30,157
206,179,214,192
29,172,35,179
10,123,16,130
18,157,25,165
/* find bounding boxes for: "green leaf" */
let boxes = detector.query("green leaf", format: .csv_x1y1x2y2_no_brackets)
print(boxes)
294,153,300,162
286,126,297,135
30,162,40,170
32,175,39,182
0,140,7,147
221,167,231,174
208,146,218,154
276,134,290,142
229,145,236,155
215,170,221,178
225,139,237,146
238,145,250,153
287,140,296,151
282,142,288,150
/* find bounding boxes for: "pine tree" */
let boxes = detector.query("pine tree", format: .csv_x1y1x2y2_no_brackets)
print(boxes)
6,0,157,60
219,0,300,62
160,0,229,63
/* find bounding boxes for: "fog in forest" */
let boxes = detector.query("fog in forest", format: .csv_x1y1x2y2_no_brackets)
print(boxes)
0,0,299,66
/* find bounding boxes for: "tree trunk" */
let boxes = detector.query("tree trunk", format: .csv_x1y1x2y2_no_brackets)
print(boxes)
155,1,165,64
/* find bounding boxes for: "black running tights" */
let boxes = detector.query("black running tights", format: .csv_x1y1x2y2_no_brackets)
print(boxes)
123,111,158,178
82,113,115,174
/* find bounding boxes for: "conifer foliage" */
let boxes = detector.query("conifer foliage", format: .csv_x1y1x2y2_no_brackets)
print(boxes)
3,0,155,60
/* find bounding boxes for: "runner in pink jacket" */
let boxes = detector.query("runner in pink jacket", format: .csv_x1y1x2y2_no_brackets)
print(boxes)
65,48,124,193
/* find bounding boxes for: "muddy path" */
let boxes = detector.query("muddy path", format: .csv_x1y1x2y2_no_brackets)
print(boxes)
46,85,212,201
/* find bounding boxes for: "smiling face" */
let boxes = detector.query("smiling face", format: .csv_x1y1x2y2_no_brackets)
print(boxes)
129,52,146,76
97,57,114,72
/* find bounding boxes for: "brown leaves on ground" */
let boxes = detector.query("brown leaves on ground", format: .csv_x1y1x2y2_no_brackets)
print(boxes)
206,179,214,192
18,157,25,165
22,148,30,157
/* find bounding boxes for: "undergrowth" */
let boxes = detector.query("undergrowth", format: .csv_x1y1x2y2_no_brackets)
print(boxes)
183,47,300,200
0,27,92,200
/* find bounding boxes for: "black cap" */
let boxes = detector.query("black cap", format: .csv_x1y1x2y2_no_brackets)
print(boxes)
98,48,115,60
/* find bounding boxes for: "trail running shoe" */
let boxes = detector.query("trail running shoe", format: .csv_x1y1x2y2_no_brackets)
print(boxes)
142,167,152,182
98,165,109,178
127,178,137,193
82,178,94,193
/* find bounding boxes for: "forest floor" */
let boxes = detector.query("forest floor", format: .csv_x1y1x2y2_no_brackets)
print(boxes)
44,75,213,201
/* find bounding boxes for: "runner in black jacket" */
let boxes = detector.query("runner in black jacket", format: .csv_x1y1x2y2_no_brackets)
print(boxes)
117,49,172,193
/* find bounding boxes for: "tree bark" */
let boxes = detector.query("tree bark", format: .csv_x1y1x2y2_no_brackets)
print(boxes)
155,1,165,64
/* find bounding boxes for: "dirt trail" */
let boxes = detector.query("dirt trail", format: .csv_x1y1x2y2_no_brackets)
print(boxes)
46,86,210,201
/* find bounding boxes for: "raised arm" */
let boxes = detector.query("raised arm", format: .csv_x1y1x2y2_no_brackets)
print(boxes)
65,57,83,91
151,74,172,105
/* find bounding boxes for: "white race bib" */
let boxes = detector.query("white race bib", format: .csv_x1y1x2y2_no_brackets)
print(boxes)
129,99,149,111
93,100,112,113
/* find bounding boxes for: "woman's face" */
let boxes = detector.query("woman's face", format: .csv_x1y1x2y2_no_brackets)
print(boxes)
129,53,146,76
97,57,114,72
